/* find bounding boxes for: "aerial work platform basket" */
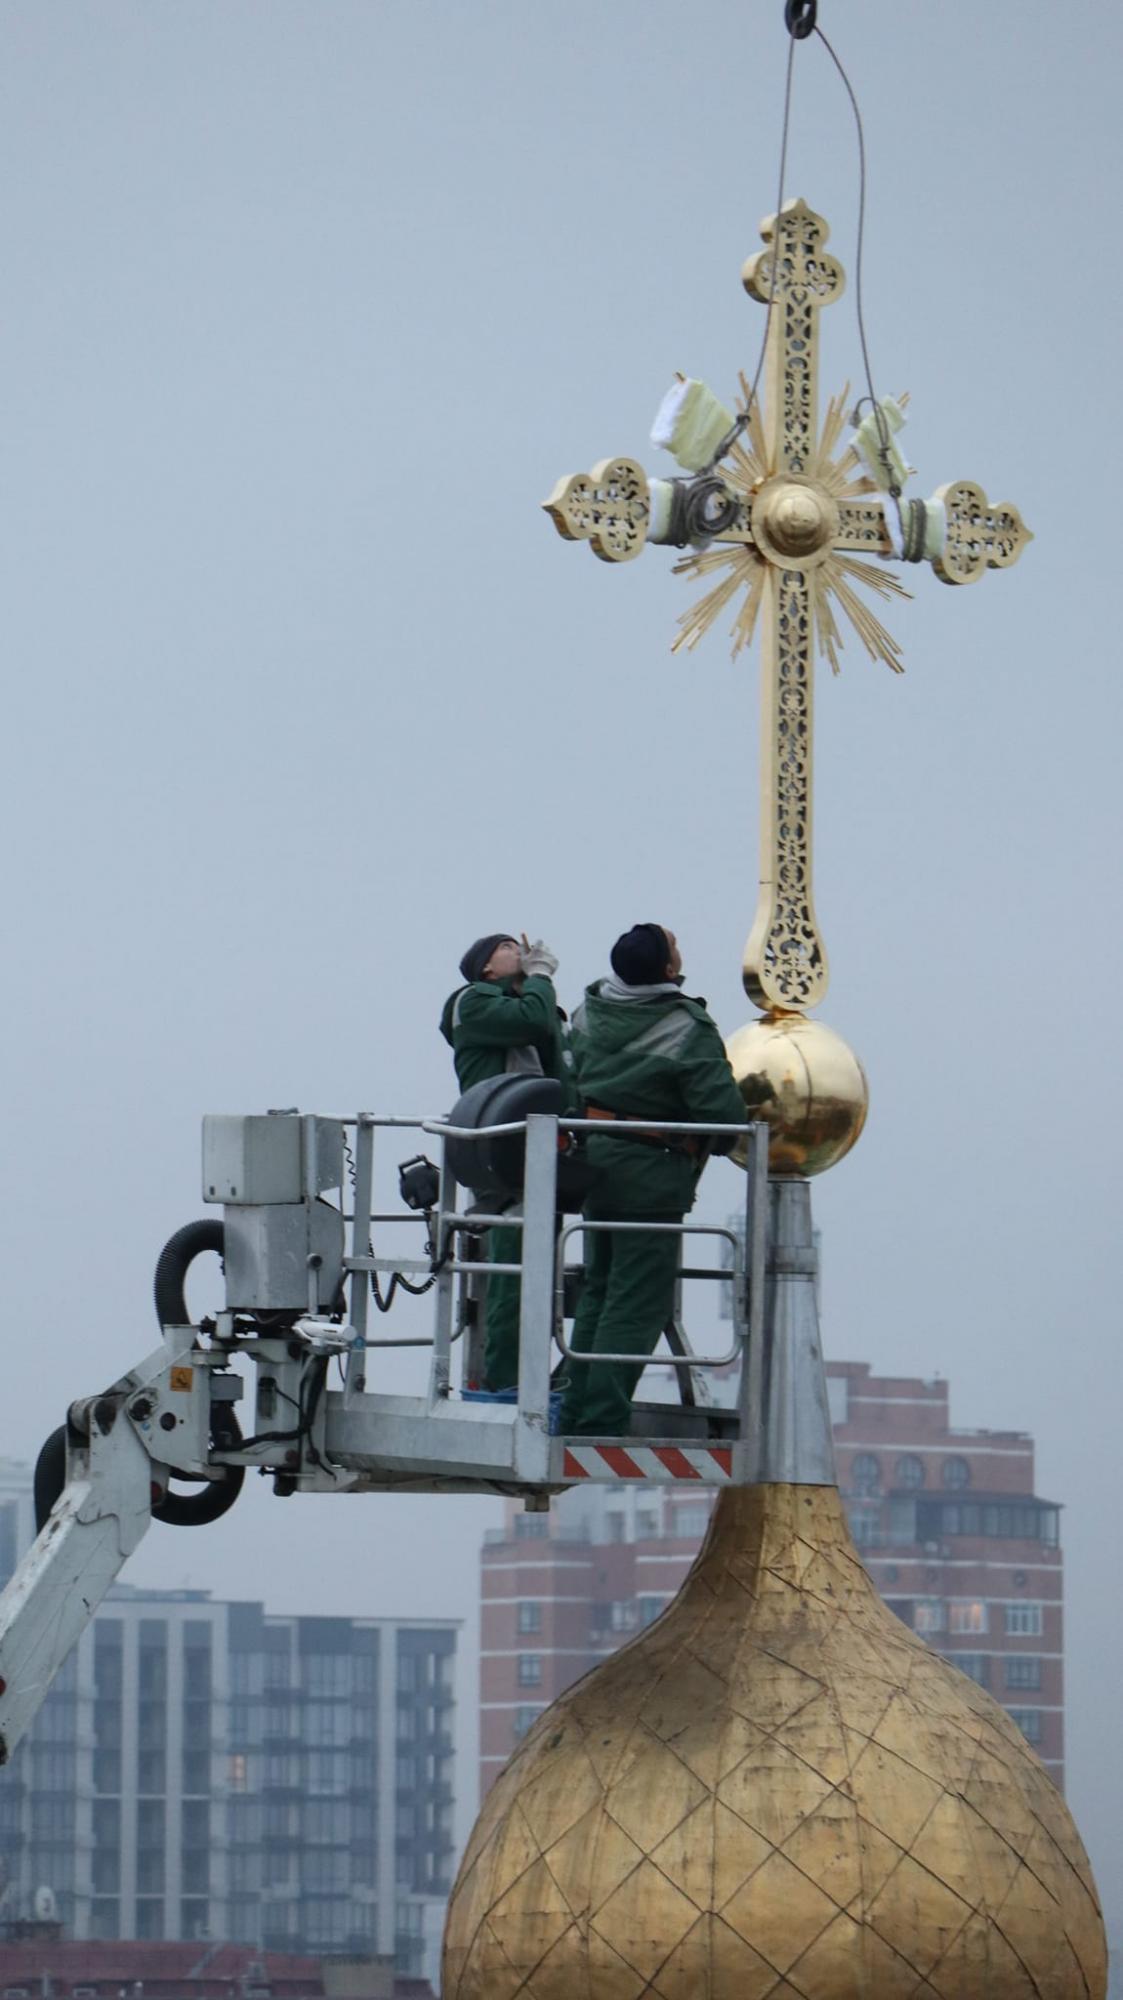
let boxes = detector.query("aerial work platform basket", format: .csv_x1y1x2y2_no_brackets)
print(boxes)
340,1108,765,1491
0,1104,834,1761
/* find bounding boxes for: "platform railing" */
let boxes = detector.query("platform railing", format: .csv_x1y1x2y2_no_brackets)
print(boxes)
334,1108,769,1470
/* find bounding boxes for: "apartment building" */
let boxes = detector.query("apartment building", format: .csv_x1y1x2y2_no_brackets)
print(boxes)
0,1490,455,1979
479,1361,1064,1795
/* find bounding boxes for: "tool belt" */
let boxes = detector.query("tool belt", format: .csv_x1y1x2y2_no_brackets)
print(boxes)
585,1103,703,1159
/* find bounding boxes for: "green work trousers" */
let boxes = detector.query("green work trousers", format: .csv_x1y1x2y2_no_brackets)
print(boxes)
482,1224,523,1391
559,1211,681,1436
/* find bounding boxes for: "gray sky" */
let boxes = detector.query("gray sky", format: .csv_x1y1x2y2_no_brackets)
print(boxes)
1,0,1120,1925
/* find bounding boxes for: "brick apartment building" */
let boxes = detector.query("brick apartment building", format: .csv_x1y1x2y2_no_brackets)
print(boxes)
479,1361,1063,1798
0,1940,436,1999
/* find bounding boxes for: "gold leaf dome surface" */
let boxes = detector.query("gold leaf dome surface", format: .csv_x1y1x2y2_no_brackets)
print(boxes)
726,1013,869,1177
443,1485,1105,2000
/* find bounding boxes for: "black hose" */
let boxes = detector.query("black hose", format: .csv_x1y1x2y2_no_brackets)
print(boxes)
154,1219,225,1329
152,1401,245,1528
33,1426,68,1534
35,1405,246,1532
150,1220,244,1525
33,1220,243,1536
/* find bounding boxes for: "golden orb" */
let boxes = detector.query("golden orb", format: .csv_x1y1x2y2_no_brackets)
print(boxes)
443,1485,1106,2000
726,1010,868,1176
751,473,839,568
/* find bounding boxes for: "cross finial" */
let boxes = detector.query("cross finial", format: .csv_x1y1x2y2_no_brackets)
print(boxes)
545,196,1031,1015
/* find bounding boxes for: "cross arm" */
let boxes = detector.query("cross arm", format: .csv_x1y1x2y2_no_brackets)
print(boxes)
834,498,896,558
543,457,651,563
543,451,1032,616
543,458,755,564
930,479,1033,585
836,483,1032,584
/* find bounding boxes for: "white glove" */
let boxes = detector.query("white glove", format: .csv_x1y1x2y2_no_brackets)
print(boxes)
520,937,559,978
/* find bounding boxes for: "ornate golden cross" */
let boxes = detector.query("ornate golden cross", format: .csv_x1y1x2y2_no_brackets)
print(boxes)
545,199,1031,1014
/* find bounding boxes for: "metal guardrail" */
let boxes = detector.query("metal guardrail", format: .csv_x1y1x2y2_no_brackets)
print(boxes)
331,1110,769,1463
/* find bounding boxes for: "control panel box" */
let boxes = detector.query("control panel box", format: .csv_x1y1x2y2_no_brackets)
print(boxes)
202,1114,344,1205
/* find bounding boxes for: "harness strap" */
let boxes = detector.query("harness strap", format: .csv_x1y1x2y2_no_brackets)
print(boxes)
585,1103,702,1160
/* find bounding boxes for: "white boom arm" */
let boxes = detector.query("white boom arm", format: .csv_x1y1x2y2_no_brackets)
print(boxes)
0,1398,152,1765
0,1330,232,1764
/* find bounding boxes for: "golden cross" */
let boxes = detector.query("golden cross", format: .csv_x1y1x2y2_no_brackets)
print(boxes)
545,198,1031,1014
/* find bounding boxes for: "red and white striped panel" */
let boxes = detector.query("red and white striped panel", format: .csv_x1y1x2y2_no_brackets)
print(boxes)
560,1443,733,1481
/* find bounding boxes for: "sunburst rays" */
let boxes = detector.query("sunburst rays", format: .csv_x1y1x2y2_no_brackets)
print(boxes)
670,378,912,673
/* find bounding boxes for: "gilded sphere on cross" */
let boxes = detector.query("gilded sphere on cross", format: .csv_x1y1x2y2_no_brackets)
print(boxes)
725,1009,868,1176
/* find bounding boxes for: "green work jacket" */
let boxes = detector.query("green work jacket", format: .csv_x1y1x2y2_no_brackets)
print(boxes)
439,974,571,1095
571,978,747,1213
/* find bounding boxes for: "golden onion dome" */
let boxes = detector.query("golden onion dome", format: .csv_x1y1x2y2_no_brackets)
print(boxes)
443,1484,1105,1999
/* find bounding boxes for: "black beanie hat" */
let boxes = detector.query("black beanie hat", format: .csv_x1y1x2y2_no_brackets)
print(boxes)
459,933,517,984
610,923,672,986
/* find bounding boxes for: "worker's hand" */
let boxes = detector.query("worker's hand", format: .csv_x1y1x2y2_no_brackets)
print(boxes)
520,935,559,978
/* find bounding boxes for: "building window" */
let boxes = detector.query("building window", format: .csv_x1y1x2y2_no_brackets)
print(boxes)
138,1748,167,1795
847,1503,881,1549
636,1510,658,1538
182,1849,209,1896
947,1653,988,1687
913,1600,944,1634
609,1601,638,1633
942,1456,971,1489
513,1706,543,1740
672,1504,709,1538
514,1513,549,1539
948,1600,987,1635
886,1499,918,1545
517,1655,542,1687
300,1800,340,1844
37,1695,78,1747
307,1750,349,1795
935,1503,979,1537
1004,1602,1044,1637
1005,1656,1042,1689
304,1653,351,1697
851,1453,881,1496
638,1596,667,1628
183,1625,213,1697
263,1699,293,1740
895,1454,925,1489
1007,1708,1042,1744
606,1513,626,1543
182,1749,210,1794
516,1602,542,1634
31,1797,75,1841
92,1847,121,1895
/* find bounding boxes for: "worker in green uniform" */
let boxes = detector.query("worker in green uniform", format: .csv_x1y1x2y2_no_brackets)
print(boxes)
560,922,746,1437
440,932,568,1391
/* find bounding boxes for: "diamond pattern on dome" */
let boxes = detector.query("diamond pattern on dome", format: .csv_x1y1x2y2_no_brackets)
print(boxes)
592,1860,699,1983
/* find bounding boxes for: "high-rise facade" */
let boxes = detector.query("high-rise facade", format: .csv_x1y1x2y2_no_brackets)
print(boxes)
0,1488,455,1979
479,1361,1064,1797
